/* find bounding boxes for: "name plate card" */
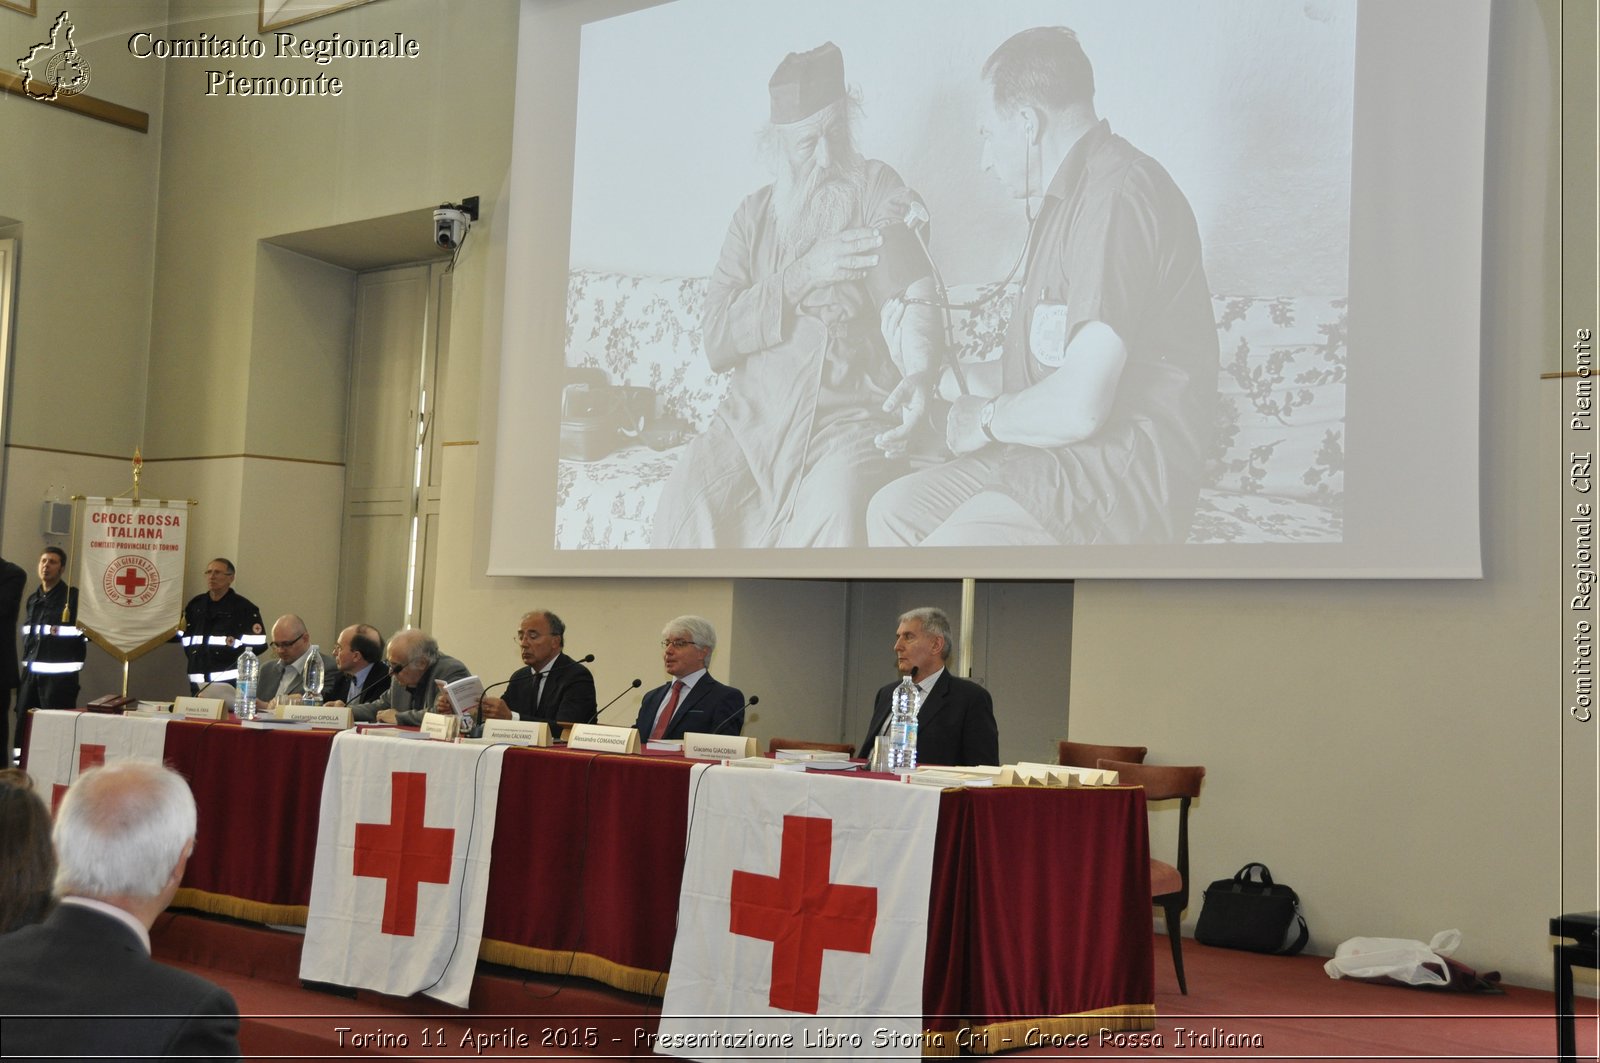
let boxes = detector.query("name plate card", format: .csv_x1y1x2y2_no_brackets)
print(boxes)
684,732,757,761
174,696,226,721
278,704,354,730
419,711,461,742
123,701,175,718
566,723,640,754
999,763,1120,787
477,718,551,747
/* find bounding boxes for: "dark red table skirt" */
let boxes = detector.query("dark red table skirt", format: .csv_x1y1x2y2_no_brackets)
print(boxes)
149,720,1153,1045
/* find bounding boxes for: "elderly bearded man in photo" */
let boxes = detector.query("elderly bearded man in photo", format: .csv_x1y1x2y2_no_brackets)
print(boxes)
650,41,943,549
869,27,1218,547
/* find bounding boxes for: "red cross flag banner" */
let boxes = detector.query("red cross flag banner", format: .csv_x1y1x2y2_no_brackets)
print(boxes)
299,731,507,1007
25,709,171,812
657,765,943,1059
74,497,189,660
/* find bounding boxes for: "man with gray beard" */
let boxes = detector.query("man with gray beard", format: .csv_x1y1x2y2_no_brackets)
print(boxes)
651,41,941,548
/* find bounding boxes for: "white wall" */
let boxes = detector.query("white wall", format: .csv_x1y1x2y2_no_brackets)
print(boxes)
1068,0,1579,988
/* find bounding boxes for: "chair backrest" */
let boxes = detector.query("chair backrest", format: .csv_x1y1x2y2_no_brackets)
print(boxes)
1058,740,1148,768
1101,759,1206,904
767,737,856,756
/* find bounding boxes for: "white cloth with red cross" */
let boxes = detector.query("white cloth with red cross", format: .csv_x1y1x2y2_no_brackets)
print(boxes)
299,730,507,1007
658,764,942,1058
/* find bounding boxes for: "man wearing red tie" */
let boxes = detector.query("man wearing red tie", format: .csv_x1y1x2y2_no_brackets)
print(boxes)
634,615,745,742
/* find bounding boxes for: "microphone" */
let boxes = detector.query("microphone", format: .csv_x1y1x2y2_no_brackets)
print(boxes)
544,652,595,674
709,694,757,735
483,652,596,700
582,677,642,728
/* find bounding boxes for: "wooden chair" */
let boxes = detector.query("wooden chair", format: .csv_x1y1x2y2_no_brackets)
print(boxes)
1057,740,1148,768
1100,758,1206,994
767,737,856,756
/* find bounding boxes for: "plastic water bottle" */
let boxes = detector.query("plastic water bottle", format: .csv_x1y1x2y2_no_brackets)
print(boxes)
887,676,920,772
302,646,325,706
236,648,259,721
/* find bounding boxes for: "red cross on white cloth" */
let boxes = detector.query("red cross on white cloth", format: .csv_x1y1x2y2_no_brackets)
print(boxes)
24,710,171,808
300,732,507,1008
658,764,942,1059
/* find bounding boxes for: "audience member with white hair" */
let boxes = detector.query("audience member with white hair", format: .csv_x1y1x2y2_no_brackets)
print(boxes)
0,760,241,1059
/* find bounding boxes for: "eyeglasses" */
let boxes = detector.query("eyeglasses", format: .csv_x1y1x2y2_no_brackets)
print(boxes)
661,638,699,650
269,634,306,650
514,630,547,643
386,659,412,673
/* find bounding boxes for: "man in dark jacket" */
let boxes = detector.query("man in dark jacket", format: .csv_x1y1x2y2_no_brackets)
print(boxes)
14,547,87,760
0,760,240,1059
180,558,265,692
0,555,24,766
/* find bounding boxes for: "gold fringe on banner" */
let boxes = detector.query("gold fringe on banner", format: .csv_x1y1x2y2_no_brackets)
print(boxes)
172,888,308,928
926,1004,1156,1057
477,939,667,997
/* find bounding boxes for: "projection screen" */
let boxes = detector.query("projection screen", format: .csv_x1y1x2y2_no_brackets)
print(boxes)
489,0,1488,579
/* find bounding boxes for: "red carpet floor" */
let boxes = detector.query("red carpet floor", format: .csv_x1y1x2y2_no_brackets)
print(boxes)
150,911,1595,1060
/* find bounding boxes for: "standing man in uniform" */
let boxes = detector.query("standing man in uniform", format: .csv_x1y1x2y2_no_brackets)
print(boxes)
869,26,1217,547
180,558,265,692
14,547,88,758
0,555,24,766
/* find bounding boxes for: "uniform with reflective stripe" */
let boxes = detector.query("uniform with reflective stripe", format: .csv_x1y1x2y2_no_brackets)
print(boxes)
179,587,265,690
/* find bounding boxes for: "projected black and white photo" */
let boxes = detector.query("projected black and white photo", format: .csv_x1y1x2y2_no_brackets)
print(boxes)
493,0,1488,579
553,0,1351,552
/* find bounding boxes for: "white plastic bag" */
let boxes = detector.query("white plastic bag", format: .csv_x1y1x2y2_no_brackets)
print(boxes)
1323,929,1462,986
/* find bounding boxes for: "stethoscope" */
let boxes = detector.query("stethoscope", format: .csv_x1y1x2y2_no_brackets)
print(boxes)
895,135,1043,397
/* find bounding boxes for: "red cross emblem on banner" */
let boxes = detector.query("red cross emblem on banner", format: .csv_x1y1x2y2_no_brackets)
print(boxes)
51,743,106,812
352,771,456,937
729,814,878,1014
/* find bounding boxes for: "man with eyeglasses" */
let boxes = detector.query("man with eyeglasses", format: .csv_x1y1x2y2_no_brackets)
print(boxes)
254,614,335,706
351,629,471,727
178,558,265,693
448,610,595,739
632,616,745,741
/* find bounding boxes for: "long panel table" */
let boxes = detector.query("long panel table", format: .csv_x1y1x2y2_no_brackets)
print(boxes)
39,715,1156,1051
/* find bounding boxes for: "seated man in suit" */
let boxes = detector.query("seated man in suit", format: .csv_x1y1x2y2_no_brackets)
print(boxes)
465,609,596,738
857,606,999,766
0,760,241,1058
256,614,336,706
633,615,745,741
325,623,390,706
352,629,471,727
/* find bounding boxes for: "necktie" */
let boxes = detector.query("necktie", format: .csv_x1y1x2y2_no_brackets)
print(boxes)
651,680,684,740
532,671,547,709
